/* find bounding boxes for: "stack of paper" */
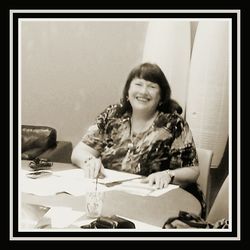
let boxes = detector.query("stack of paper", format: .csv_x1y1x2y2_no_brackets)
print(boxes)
111,178,179,197
20,169,93,196
97,169,142,184
36,206,84,229
20,168,179,197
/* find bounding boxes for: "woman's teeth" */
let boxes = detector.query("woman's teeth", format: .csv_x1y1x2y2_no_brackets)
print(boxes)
136,97,149,102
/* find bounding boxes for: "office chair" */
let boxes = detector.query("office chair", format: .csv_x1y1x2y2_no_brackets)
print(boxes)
22,125,73,163
196,148,213,216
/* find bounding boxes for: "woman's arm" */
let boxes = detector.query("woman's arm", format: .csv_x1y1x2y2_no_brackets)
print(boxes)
71,141,100,167
71,141,104,178
142,166,199,189
168,165,200,186
143,114,200,189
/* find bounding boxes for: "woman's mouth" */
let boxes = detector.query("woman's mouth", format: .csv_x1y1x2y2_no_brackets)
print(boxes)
136,96,150,102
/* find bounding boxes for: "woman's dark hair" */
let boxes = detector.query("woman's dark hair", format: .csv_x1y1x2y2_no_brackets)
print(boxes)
119,63,182,115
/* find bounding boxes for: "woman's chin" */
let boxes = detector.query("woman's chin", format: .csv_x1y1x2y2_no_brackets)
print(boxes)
132,105,154,113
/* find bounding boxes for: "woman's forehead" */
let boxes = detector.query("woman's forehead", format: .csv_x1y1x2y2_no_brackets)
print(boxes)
131,78,158,85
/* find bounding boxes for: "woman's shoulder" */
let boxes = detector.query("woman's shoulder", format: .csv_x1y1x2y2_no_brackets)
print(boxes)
98,103,124,119
155,111,185,129
96,103,125,131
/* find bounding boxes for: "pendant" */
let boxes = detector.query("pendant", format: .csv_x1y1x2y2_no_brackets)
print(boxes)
128,142,134,150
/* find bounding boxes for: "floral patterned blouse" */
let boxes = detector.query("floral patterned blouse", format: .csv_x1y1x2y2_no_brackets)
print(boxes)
82,104,206,217
82,104,198,176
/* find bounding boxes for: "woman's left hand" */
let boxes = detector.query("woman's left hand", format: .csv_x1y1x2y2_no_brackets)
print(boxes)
141,170,172,189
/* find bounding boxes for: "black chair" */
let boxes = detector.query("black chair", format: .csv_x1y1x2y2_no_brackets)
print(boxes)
22,125,73,163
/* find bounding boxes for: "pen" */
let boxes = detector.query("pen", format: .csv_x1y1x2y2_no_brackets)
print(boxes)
95,160,106,191
100,176,145,188
95,175,98,192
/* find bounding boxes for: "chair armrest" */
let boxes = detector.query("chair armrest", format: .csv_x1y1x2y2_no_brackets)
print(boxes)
39,141,73,163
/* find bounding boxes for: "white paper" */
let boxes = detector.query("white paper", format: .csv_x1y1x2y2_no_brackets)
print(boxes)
20,169,178,197
43,206,84,228
20,170,65,196
97,169,142,184
20,169,92,196
54,169,86,181
111,178,179,197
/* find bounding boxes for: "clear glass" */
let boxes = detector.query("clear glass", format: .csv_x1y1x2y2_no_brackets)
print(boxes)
85,191,103,218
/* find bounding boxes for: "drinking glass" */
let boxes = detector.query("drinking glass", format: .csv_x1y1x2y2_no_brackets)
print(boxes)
85,191,103,218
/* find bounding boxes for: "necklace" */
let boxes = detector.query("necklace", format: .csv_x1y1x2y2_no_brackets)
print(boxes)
127,132,142,152
121,111,159,172
127,111,159,152
130,111,159,136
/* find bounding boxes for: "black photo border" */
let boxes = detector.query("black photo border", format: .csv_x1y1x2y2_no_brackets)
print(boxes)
8,8,240,241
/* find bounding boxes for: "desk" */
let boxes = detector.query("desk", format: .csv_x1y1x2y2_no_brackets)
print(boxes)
21,161,201,228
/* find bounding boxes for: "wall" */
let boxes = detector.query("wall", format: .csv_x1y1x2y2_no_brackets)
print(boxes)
21,21,229,169
21,21,148,146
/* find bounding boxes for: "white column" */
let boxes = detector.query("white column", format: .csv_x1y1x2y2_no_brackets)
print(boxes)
186,21,229,167
142,21,191,114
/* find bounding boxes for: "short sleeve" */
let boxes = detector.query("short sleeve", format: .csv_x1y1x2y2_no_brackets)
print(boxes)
81,104,119,154
169,114,198,169
81,124,105,153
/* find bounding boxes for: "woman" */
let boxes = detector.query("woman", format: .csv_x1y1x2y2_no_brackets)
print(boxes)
71,63,205,214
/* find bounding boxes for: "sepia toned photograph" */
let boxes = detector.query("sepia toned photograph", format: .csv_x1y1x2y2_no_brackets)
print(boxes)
9,9,240,241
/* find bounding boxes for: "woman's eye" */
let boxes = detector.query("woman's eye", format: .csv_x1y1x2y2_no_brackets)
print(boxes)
149,85,157,88
135,83,142,86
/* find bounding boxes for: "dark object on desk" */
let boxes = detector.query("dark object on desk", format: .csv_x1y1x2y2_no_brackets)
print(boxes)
162,210,228,229
29,158,53,170
27,158,53,178
22,125,73,163
81,215,136,229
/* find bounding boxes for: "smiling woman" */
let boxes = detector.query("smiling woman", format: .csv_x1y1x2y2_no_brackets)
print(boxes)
71,62,205,216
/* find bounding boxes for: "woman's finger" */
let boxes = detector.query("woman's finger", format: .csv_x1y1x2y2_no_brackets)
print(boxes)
155,176,162,189
163,181,169,189
99,164,106,178
148,175,155,186
160,179,166,189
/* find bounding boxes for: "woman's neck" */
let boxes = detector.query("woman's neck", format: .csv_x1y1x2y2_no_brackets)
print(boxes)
130,110,158,134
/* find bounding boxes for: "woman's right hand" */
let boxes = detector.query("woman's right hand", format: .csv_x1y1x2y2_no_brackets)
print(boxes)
83,157,105,179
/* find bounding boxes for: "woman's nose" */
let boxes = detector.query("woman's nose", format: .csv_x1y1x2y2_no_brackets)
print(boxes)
140,85,150,94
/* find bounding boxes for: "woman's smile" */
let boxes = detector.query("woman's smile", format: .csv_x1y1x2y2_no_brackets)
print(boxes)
135,95,151,103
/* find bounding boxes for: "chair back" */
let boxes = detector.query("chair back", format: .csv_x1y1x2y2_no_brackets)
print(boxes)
206,175,229,223
22,125,57,160
196,148,213,201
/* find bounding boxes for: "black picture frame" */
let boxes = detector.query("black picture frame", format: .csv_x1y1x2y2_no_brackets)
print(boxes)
6,6,242,243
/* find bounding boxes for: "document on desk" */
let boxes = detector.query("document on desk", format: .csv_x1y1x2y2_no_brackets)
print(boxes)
20,169,95,196
21,170,64,196
97,169,143,184
20,168,178,197
111,178,179,197
38,206,84,229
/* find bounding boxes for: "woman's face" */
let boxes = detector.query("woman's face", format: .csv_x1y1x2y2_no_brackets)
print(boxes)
128,78,161,114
